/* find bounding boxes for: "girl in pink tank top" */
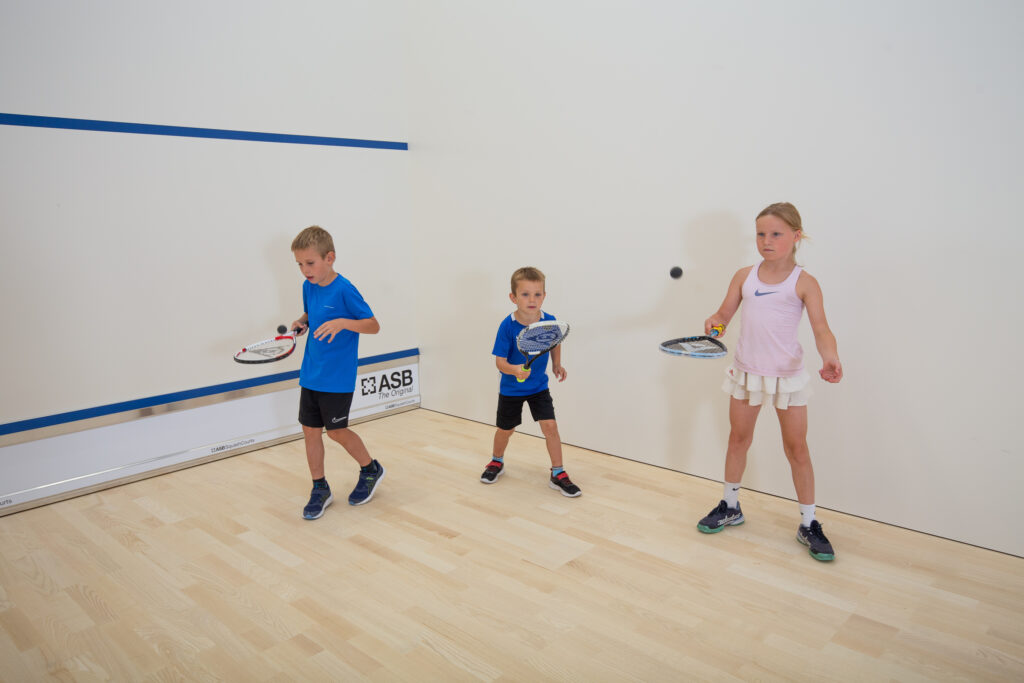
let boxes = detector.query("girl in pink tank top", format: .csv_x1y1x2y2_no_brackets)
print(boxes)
696,203,843,562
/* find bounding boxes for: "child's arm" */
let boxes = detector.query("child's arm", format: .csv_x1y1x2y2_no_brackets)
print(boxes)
313,317,380,343
290,314,309,334
704,267,749,335
798,273,843,383
496,356,531,382
550,345,567,382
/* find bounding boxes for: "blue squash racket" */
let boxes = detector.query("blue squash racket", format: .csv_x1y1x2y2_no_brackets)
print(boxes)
516,320,570,382
659,325,727,359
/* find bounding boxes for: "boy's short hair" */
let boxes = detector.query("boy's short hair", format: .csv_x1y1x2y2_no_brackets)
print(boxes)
291,225,335,257
511,266,545,294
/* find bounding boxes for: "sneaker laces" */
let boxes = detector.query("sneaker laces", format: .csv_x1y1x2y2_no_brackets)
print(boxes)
808,521,830,543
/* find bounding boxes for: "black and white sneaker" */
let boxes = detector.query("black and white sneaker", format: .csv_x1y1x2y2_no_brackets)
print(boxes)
797,520,835,561
480,460,504,484
697,500,744,533
549,471,582,497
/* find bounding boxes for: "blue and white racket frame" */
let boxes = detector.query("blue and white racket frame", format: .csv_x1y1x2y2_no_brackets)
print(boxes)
659,326,727,359
515,320,570,381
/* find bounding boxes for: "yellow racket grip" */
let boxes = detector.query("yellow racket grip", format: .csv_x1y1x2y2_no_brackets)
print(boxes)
516,365,531,383
710,324,725,337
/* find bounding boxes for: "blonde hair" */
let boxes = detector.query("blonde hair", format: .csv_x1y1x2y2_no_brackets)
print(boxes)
290,225,335,257
510,266,545,294
756,202,806,252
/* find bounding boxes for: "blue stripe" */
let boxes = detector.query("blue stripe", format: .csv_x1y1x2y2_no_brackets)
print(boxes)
0,348,420,436
0,113,408,150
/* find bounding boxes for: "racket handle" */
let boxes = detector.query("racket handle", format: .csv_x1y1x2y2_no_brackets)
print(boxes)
710,324,724,338
516,365,530,383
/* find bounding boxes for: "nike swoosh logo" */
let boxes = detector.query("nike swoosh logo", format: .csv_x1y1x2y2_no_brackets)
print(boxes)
754,289,777,296
331,417,345,423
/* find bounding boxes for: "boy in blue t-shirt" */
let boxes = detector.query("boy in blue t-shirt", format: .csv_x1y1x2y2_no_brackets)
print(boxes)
289,226,384,520
483,267,581,497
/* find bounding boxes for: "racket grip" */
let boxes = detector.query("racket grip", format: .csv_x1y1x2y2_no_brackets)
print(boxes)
710,324,724,337
516,365,530,383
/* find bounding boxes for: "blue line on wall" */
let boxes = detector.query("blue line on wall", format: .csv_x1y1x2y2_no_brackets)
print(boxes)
0,113,408,150
0,348,420,436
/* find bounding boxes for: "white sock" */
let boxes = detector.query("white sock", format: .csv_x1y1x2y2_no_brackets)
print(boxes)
723,482,741,508
799,503,816,527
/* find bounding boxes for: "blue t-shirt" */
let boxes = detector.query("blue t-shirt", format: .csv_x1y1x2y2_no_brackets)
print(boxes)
492,311,556,397
299,275,374,393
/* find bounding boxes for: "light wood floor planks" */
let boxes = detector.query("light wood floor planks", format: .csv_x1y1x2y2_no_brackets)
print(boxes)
1,409,1022,681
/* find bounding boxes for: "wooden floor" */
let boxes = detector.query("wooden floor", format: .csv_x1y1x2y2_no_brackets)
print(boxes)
1,409,1022,682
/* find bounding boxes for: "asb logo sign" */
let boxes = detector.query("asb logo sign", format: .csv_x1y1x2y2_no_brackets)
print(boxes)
351,361,420,419
360,369,414,397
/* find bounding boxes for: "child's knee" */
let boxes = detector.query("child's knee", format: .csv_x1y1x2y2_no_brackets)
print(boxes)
326,427,353,444
539,419,559,437
728,429,754,447
782,441,811,464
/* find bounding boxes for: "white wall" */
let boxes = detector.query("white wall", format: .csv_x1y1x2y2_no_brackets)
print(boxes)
408,1,1024,555
0,1,415,422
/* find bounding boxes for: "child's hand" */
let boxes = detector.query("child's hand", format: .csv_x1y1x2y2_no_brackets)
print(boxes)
820,358,843,383
314,319,347,343
705,318,725,336
291,320,308,335
552,364,567,382
515,366,531,382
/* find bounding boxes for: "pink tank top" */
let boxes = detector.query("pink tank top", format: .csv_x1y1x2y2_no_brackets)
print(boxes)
734,263,804,377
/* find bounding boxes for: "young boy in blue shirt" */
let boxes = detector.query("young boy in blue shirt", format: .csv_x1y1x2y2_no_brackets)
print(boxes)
289,226,384,520
482,267,581,497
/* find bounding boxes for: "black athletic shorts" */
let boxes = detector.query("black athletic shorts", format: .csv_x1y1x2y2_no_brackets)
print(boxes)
496,389,556,430
299,388,354,430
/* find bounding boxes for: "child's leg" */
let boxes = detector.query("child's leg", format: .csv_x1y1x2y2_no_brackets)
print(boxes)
698,397,760,532
775,405,814,505
540,419,580,497
326,427,373,468
302,425,328,479
725,397,761,482
538,419,562,469
492,427,514,458
779,405,834,560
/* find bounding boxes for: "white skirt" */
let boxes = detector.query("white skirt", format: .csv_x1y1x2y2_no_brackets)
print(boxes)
722,365,811,410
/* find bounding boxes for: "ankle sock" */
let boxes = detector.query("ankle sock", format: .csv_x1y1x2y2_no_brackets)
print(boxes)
551,466,564,476
724,482,741,508
313,477,329,489
360,461,378,474
491,456,504,463
799,503,816,527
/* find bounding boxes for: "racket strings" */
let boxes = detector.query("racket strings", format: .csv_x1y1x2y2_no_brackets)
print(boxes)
680,340,720,353
518,337,558,353
517,322,569,354
235,337,295,363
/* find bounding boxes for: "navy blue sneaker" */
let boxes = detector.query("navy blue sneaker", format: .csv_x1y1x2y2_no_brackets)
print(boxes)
303,483,333,520
349,460,385,505
697,500,744,533
797,520,835,561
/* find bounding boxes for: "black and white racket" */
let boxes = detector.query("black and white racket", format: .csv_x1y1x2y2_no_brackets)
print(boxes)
516,320,570,382
659,325,727,359
233,324,307,364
